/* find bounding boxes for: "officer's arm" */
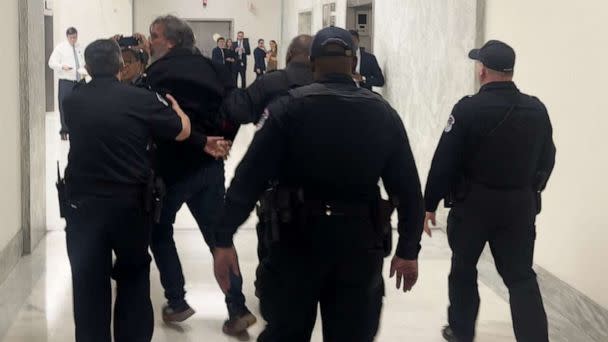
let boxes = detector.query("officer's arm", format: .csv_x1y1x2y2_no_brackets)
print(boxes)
537,106,556,190
365,54,385,88
214,98,289,247
144,93,191,142
221,80,266,124
424,101,469,212
381,112,425,260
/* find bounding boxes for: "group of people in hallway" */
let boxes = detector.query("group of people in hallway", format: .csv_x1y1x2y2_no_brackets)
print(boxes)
51,12,555,342
212,32,280,86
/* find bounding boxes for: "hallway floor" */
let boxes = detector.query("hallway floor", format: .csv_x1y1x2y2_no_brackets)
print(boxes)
0,230,519,342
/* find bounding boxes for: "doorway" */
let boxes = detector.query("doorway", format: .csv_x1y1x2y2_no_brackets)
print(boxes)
187,20,232,58
44,14,54,112
347,1,374,52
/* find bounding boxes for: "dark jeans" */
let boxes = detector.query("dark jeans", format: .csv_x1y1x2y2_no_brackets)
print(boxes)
447,184,548,342
150,160,246,315
257,217,384,342
58,79,77,134
66,194,153,342
235,65,247,89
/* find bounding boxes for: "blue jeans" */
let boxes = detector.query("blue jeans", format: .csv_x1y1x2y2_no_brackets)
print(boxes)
150,160,246,315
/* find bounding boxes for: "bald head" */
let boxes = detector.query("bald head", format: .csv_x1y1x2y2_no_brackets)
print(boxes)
286,34,313,65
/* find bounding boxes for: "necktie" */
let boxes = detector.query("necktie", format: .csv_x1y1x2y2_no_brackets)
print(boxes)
73,45,81,81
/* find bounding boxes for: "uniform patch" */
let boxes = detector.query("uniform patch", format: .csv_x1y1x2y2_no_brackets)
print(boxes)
256,109,270,131
156,93,169,107
444,115,456,133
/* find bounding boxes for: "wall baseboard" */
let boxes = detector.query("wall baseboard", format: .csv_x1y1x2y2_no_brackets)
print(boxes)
0,230,24,287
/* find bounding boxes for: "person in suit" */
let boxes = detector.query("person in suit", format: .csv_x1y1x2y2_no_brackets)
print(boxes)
349,30,385,91
254,39,267,80
233,31,251,88
225,39,237,82
212,37,226,65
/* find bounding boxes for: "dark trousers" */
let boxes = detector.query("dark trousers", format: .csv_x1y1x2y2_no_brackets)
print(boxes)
150,160,247,314
58,79,77,134
447,185,548,342
66,194,153,342
257,217,384,342
235,63,247,89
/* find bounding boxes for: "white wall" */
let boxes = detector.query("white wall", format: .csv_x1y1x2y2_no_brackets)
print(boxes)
134,0,283,85
0,0,22,251
485,0,608,309
282,0,348,63
51,0,132,111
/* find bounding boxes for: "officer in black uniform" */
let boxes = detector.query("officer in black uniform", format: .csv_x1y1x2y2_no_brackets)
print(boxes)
61,39,191,342
424,40,556,342
221,34,314,269
213,27,425,342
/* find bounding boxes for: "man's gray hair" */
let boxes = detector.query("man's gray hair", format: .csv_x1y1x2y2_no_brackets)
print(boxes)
151,15,196,50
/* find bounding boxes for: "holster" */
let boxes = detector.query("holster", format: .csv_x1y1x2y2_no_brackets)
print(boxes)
56,162,68,218
145,171,166,224
445,177,470,208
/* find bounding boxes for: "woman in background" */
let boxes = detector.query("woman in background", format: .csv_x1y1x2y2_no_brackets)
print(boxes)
266,40,278,72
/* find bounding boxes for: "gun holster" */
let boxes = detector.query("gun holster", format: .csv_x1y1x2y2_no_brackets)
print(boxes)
56,162,68,218
258,185,306,244
145,171,166,224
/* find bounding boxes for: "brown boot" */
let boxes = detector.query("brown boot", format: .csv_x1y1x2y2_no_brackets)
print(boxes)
222,308,257,336
162,302,196,323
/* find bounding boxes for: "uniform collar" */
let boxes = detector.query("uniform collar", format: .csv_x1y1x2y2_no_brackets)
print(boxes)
89,76,119,84
480,81,518,92
317,73,357,86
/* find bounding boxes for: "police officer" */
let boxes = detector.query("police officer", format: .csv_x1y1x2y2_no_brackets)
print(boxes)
62,39,191,342
423,40,556,342
222,34,314,271
213,27,425,342
142,15,256,335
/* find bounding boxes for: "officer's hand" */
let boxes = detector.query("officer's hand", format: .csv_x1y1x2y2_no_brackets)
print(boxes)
390,257,418,292
205,137,230,159
424,211,436,237
353,73,363,82
213,246,241,294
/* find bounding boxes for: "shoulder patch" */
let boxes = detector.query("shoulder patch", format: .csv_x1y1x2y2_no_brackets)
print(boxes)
156,93,169,107
444,115,456,133
256,108,270,131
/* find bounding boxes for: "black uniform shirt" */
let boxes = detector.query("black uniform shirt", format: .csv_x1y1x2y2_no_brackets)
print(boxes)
425,81,556,212
215,74,425,260
222,62,314,124
64,77,182,195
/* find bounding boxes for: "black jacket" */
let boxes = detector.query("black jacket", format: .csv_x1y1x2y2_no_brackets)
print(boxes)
64,77,182,196
358,48,385,90
424,81,556,211
254,47,267,74
222,62,314,124
212,47,225,65
214,74,425,260
142,47,237,185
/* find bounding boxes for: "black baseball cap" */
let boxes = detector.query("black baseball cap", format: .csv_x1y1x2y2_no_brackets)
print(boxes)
468,40,516,72
310,26,355,60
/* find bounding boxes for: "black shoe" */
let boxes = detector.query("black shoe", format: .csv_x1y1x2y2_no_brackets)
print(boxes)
162,302,196,323
442,326,461,342
222,307,257,336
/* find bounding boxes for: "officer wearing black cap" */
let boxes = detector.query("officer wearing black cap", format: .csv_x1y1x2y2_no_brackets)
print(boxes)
61,39,191,341
212,26,425,341
424,40,556,342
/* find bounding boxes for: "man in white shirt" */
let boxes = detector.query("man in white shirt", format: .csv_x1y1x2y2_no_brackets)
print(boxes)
48,27,86,140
